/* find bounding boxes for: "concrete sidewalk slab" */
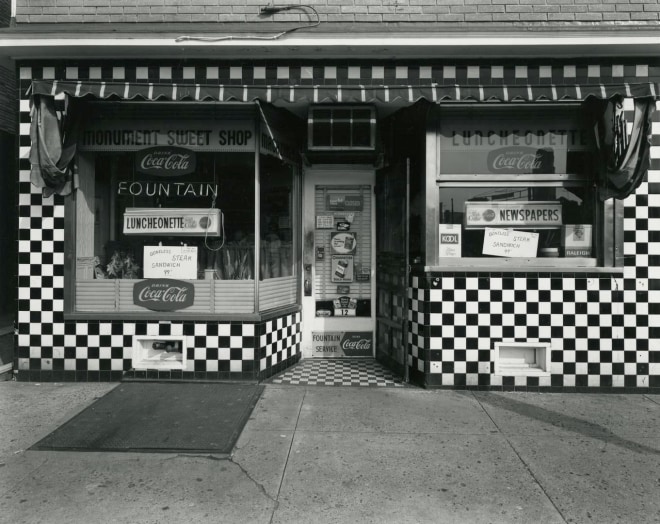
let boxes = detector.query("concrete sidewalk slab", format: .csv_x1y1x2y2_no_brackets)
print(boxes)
295,387,498,435
0,383,116,459
473,391,660,439
1,381,660,523
273,431,565,524
1,451,276,524
507,435,660,524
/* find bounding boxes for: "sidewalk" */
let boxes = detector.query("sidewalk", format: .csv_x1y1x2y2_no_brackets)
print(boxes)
1,381,659,523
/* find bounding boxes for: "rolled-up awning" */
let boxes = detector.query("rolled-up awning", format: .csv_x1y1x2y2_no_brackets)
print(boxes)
30,79,659,104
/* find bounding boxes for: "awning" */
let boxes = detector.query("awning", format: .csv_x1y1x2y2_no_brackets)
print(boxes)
30,79,659,104
28,78,658,199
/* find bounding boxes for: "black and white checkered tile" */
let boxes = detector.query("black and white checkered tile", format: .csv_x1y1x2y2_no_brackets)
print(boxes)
16,316,301,381
269,358,404,387
14,60,660,389
259,312,302,375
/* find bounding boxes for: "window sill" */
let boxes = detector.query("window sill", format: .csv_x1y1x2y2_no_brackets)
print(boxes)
64,304,301,323
425,258,623,274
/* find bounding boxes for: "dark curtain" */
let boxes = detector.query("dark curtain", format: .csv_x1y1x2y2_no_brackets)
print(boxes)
594,96,655,201
29,95,80,197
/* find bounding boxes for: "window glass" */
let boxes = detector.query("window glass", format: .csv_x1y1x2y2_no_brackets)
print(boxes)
436,105,602,265
439,185,595,259
91,152,255,280
308,106,375,150
260,156,295,279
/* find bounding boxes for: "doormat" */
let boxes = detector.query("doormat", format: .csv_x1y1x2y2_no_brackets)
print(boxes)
31,382,264,455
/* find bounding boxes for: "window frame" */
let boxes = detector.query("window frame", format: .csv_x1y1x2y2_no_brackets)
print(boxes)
64,102,303,319
424,103,622,272
307,105,376,151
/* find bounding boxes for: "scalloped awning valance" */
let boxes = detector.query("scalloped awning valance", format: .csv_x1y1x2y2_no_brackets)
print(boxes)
29,79,659,104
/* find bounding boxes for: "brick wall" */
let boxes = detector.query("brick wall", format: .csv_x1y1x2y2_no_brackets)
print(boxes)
0,0,10,27
14,0,660,25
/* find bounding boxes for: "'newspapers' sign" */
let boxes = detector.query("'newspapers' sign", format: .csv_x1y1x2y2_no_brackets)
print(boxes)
465,201,562,229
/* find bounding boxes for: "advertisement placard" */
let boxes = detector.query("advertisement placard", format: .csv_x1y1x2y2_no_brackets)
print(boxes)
311,331,373,357
331,232,357,254
439,224,462,258
133,279,195,311
331,255,354,282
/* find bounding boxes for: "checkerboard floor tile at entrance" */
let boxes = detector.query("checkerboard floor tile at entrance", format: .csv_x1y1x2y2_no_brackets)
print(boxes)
268,359,405,387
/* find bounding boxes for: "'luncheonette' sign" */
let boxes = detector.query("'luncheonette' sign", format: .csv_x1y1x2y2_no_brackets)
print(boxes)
439,111,590,175
123,208,222,236
135,146,196,176
465,201,562,229
133,279,195,311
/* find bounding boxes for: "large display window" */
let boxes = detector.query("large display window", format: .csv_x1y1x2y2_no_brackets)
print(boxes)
432,104,617,269
70,107,300,316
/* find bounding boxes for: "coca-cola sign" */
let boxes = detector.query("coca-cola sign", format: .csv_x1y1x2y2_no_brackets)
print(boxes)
311,331,373,357
133,279,195,311
340,332,373,357
135,147,196,176
486,146,555,174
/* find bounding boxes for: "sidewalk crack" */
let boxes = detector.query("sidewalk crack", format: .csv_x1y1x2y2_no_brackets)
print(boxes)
229,456,279,508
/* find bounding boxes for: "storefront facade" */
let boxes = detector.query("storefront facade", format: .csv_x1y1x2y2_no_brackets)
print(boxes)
11,56,658,392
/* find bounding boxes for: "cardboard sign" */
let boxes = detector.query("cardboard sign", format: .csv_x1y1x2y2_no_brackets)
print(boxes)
133,279,195,311
562,224,592,257
327,194,363,211
331,232,357,254
143,246,198,279
439,224,462,258
482,228,539,258
331,255,354,282
316,215,334,229
333,296,358,317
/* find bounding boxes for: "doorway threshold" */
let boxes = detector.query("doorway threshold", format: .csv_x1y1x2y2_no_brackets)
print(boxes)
268,358,405,387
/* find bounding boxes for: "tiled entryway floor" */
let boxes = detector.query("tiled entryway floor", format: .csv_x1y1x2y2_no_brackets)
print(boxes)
268,358,405,387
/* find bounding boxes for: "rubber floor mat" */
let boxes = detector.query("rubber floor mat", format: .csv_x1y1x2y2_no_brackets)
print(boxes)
31,382,264,454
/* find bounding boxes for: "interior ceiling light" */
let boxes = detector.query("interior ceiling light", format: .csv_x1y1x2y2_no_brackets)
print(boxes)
176,4,320,42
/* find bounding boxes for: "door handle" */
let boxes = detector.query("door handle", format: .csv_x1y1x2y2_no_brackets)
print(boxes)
304,264,312,296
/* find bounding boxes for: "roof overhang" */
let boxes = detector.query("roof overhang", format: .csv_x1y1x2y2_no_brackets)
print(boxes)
2,28,660,60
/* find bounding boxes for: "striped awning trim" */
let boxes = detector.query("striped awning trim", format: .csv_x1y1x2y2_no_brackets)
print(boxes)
30,79,659,103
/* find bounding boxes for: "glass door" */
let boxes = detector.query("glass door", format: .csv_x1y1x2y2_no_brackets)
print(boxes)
301,168,375,358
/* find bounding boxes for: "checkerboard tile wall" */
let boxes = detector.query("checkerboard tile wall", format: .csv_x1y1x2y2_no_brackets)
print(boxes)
259,312,302,377
16,60,660,387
